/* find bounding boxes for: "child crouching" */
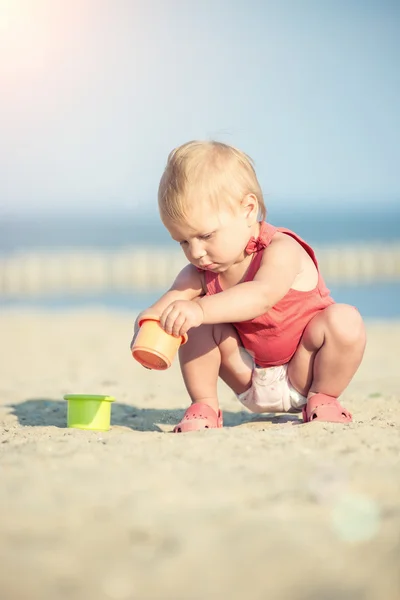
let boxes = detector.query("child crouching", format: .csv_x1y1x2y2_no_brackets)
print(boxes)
131,141,366,432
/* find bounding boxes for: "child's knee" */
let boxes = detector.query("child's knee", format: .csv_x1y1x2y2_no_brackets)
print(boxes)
212,322,242,347
326,304,366,347
178,323,216,358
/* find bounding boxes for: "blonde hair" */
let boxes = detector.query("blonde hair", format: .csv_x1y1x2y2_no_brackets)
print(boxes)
158,140,266,223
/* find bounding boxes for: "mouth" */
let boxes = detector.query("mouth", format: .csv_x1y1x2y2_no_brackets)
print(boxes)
199,263,218,270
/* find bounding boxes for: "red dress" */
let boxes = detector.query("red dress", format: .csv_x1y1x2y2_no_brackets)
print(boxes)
203,221,334,367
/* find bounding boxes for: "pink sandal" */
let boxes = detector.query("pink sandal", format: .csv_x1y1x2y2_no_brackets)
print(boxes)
173,403,223,433
302,393,352,424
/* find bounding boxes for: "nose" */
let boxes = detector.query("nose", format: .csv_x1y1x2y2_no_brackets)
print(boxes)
189,240,206,261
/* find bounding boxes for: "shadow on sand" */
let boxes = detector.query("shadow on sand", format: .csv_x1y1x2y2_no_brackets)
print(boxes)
8,398,301,432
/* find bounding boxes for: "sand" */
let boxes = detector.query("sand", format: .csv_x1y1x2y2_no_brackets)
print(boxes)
0,309,399,600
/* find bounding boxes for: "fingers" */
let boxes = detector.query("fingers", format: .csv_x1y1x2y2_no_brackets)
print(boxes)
161,306,186,337
159,305,173,333
159,301,203,337
172,315,188,338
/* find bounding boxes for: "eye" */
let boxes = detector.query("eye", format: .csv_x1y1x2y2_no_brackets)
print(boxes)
199,232,213,240
179,240,188,246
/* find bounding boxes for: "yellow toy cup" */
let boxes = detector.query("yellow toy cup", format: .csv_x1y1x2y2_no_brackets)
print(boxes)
64,394,115,431
131,314,188,370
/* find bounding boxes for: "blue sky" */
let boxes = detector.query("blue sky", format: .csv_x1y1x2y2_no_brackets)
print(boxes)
0,0,399,216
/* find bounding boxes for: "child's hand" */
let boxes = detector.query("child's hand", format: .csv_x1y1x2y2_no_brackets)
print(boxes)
160,300,204,337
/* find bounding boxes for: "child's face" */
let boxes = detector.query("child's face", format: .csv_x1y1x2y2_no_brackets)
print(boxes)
164,200,254,272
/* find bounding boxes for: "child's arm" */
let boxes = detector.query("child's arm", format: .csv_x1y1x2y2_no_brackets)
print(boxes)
160,235,303,336
146,263,204,316
131,264,203,344
198,235,302,323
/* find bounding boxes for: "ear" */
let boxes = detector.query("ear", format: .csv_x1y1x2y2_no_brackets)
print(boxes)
241,194,259,225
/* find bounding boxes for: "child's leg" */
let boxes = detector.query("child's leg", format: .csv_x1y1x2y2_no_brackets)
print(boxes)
178,322,254,413
287,303,366,403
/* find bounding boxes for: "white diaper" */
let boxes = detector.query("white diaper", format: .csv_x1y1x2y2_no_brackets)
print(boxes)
237,363,307,414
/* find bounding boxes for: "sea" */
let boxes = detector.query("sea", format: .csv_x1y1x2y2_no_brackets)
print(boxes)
1,203,400,319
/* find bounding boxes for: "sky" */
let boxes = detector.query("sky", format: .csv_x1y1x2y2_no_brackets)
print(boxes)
0,0,399,217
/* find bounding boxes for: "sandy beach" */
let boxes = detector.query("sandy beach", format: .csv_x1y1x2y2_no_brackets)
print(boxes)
0,309,399,600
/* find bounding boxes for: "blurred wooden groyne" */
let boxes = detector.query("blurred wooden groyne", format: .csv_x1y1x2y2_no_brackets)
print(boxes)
0,244,400,297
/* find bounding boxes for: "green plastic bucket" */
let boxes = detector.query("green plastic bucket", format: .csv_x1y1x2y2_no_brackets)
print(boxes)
64,394,115,431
